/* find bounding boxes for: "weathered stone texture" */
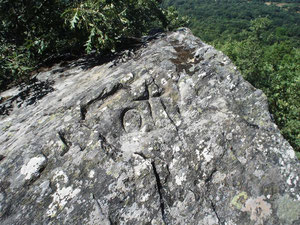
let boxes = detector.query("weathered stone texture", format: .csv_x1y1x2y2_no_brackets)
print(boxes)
0,28,299,225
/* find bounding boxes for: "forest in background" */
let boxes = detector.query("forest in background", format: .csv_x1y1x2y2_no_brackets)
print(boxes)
163,0,300,156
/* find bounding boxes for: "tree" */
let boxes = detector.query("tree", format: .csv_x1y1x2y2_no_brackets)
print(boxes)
0,0,187,91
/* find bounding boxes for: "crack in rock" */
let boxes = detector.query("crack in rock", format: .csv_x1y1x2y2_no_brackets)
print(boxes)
133,152,148,160
151,161,169,225
211,200,223,225
92,194,112,225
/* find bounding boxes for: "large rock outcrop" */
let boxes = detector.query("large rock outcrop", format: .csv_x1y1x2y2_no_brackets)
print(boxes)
0,28,300,225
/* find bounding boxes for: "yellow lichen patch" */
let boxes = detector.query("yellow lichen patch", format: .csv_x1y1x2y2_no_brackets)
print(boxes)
50,114,57,121
2,122,12,131
231,191,248,210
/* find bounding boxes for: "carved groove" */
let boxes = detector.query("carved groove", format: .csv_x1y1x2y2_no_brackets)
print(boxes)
133,82,149,101
120,108,134,131
81,83,123,120
160,99,178,132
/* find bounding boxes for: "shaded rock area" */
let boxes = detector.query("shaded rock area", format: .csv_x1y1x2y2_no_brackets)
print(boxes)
0,28,300,225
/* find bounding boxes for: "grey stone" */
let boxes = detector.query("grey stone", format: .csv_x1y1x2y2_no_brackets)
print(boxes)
0,28,299,225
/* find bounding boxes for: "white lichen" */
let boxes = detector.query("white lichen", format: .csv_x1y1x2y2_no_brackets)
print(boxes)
201,148,213,162
47,170,81,217
88,170,95,178
175,173,186,186
21,155,46,180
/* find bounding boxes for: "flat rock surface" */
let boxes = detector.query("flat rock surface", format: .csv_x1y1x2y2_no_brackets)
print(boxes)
0,28,300,225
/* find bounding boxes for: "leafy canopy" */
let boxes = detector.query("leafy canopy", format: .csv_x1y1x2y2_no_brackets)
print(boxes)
0,0,188,91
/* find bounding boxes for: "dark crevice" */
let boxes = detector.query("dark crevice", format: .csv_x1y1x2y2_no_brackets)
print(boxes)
211,201,223,225
58,131,71,156
38,164,46,174
134,152,148,160
78,144,85,152
188,188,201,202
146,101,154,120
108,216,114,225
203,145,227,225
176,106,181,116
205,168,217,184
79,122,93,130
80,88,106,120
80,83,123,120
80,105,87,120
241,118,260,129
41,148,50,158
164,164,171,184
151,76,163,97
151,161,168,225
0,155,5,162
98,132,107,145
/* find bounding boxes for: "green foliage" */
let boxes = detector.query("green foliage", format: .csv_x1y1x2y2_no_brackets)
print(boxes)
0,0,74,90
62,0,189,53
0,0,185,91
164,0,300,45
164,0,300,153
218,19,300,152
62,0,168,53
221,44,299,152
163,6,190,31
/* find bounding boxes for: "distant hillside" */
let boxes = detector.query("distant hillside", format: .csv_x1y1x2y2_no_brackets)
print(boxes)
265,1,300,13
163,0,300,155
163,0,300,43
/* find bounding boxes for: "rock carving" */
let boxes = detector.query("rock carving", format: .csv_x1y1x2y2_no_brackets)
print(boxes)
0,28,299,225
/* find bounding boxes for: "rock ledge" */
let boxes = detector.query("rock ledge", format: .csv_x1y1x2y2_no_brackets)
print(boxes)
0,28,299,225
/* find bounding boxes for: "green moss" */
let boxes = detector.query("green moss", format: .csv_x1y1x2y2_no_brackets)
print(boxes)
295,151,300,161
231,191,248,210
61,143,67,151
